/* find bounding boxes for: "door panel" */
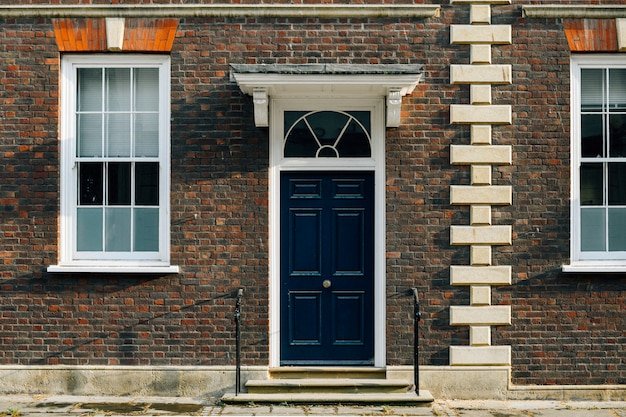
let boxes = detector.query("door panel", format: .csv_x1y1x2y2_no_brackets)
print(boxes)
281,171,374,365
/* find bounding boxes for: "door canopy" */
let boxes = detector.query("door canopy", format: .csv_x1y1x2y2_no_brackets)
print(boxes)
230,63,423,128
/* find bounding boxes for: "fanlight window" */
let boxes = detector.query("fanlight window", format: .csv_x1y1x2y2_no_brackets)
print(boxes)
284,111,371,158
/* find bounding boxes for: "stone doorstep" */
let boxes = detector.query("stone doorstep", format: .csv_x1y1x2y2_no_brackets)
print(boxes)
220,391,435,405
246,378,412,394
269,367,387,380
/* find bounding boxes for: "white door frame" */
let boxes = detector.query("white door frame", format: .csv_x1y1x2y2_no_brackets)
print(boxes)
268,98,386,368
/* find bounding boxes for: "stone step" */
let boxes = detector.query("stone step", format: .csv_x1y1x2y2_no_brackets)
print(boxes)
220,390,434,405
269,367,387,380
246,378,411,394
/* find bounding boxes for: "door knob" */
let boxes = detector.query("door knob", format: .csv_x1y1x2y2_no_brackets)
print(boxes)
323,280,332,288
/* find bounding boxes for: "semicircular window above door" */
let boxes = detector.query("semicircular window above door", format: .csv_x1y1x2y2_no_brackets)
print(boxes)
284,110,371,158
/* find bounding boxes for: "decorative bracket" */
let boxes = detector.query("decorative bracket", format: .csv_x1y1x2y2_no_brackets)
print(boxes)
386,88,403,128
252,88,268,127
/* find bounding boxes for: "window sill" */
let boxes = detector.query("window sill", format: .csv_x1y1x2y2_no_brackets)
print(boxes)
47,265,180,274
562,264,626,273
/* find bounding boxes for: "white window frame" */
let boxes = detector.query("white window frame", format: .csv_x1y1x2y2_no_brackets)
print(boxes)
565,55,626,273
48,54,178,274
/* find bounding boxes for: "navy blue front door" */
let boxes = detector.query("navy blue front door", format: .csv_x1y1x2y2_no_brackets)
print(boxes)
280,171,374,365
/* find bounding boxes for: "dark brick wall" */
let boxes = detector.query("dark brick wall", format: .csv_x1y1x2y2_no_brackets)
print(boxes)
0,2,624,386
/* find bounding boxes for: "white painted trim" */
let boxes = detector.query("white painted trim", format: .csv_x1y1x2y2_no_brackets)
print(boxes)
569,55,626,267
269,98,386,368
232,71,421,128
49,54,174,273
47,265,179,274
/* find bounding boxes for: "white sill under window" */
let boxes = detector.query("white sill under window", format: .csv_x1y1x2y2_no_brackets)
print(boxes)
47,265,180,274
562,262,626,273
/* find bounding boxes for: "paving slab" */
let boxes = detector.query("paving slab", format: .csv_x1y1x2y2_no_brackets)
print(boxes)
455,411,527,417
304,405,340,415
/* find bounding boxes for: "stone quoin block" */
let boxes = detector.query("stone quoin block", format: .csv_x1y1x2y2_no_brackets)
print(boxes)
450,265,512,286
450,225,512,245
450,145,512,165
450,25,512,45
470,245,492,265
450,105,512,125
450,185,512,205
470,205,492,225
449,346,512,366
470,5,491,25
449,305,511,326
450,64,512,84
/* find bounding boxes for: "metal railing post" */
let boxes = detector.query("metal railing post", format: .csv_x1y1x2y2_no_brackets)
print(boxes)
234,288,244,396
411,287,421,396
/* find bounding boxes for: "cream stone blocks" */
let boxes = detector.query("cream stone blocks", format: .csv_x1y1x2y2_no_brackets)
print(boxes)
471,85,492,105
472,165,492,185
450,145,512,165
450,225,511,245
470,205,491,225
450,25,511,45
449,1,513,370
470,286,491,305
471,125,492,144
470,326,491,345
450,104,512,124
470,44,492,64
449,346,511,366
450,306,511,326
450,265,511,286
470,245,492,265
470,5,491,24
450,64,511,84
450,185,511,205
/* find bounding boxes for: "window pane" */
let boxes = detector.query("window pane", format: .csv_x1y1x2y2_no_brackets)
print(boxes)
79,162,103,206
134,208,159,251
285,119,319,157
581,208,606,251
581,68,604,111
105,68,130,112
77,68,102,112
609,68,626,111
134,68,159,112
336,119,371,157
608,208,626,251
107,162,131,205
106,113,131,157
78,114,103,157
134,113,159,157
608,162,626,205
581,114,604,157
609,114,626,157
580,163,603,205
135,162,159,206
77,208,103,251
105,207,131,251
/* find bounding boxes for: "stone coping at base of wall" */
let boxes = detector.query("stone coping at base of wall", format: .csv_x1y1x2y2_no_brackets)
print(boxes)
0,365,623,401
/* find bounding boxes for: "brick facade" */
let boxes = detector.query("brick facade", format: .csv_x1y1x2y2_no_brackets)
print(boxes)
0,1,624,393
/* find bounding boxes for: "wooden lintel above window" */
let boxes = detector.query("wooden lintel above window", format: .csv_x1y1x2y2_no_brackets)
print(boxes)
52,18,178,52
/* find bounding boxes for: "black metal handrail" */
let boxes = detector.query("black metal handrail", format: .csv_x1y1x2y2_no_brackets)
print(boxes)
411,287,422,396
234,288,244,396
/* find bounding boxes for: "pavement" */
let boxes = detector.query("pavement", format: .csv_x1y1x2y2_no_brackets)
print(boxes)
0,396,625,417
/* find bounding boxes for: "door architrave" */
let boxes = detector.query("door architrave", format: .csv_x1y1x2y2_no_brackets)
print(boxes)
269,98,386,368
